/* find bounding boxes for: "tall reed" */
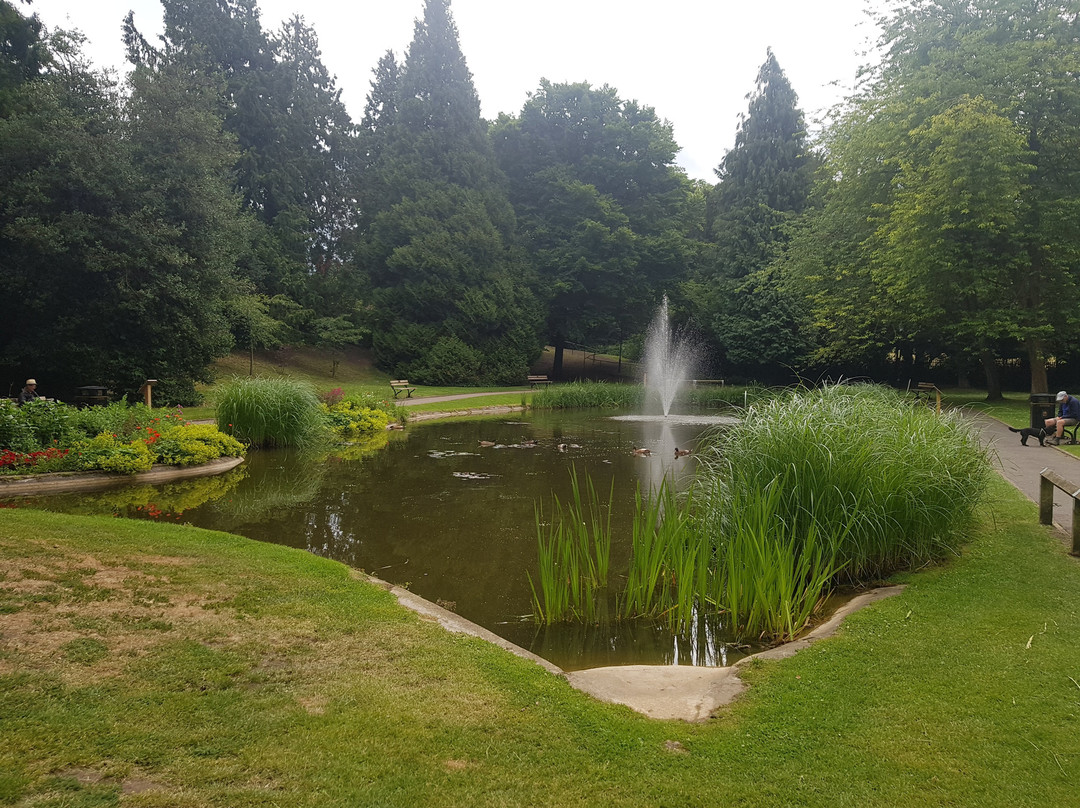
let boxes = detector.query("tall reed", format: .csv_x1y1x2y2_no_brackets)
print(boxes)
529,466,613,624
620,478,705,628
216,376,326,449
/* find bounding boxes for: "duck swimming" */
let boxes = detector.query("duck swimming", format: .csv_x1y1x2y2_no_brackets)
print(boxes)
675,447,692,457
631,447,651,456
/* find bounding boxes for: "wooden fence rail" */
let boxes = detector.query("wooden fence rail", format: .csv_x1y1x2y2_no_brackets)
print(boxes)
1039,467,1080,556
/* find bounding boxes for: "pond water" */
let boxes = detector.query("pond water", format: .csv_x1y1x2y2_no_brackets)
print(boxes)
7,410,755,671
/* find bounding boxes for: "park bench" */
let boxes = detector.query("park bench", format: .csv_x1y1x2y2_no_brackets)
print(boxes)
914,381,942,413
527,375,552,388
390,379,416,399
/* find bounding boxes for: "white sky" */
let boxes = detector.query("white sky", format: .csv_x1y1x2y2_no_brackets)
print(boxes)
26,0,885,182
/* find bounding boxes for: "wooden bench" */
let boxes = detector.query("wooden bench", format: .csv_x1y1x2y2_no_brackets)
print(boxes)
914,381,941,414
389,380,415,399
527,375,552,388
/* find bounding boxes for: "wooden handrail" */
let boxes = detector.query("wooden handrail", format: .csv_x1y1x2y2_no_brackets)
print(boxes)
1039,467,1080,556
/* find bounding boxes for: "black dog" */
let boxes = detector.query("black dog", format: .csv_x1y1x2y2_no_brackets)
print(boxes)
1007,425,1048,446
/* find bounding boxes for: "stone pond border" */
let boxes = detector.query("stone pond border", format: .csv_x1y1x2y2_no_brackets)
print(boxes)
0,456,245,497
363,570,905,723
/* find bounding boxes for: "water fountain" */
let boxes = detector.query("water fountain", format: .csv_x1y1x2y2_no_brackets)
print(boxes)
644,295,695,417
611,296,736,427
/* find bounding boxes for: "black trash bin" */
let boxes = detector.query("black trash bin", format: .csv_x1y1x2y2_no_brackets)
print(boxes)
1030,393,1057,430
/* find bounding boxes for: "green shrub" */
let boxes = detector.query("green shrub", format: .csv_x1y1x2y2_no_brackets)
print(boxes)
8,400,78,449
414,336,483,386
0,405,37,453
320,397,391,441
73,434,155,474
216,376,325,449
153,424,246,466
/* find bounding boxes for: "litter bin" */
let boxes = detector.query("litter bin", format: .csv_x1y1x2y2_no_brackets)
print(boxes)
1030,393,1057,430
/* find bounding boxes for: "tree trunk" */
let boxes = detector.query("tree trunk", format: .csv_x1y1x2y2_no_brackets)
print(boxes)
1026,338,1048,394
552,340,565,381
980,349,1003,401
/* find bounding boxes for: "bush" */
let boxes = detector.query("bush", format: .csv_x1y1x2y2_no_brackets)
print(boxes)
320,396,391,441
413,336,483,386
153,423,246,466
531,381,643,410
72,434,156,474
216,376,325,449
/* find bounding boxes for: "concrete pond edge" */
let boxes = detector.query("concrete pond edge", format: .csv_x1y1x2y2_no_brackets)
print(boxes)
364,571,905,723
0,456,245,497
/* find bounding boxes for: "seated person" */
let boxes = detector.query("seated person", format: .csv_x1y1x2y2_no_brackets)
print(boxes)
1044,390,1080,445
17,378,40,406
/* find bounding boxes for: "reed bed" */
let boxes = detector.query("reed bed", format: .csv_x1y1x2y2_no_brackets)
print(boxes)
528,466,613,624
620,478,705,627
532,383,991,643
216,376,326,449
529,381,643,410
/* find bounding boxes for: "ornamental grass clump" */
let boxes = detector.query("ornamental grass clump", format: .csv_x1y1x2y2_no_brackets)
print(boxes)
216,377,325,449
698,383,992,583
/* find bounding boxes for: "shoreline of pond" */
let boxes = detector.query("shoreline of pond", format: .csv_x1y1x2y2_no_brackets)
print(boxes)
0,456,245,497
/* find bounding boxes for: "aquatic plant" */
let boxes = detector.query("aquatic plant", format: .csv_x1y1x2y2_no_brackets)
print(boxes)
528,466,612,625
697,383,992,581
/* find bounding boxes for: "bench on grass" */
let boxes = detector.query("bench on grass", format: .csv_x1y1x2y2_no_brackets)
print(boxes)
390,380,416,399
527,375,552,388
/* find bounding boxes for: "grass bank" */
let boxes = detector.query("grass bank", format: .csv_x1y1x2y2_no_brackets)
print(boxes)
2,473,1079,806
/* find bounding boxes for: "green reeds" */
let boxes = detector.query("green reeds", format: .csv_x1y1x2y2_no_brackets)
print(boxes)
714,483,845,641
216,376,326,449
529,466,613,624
620,478,705,628
530,381,643,410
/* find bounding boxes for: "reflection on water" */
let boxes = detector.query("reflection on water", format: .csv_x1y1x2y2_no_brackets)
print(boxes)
6,411,751,670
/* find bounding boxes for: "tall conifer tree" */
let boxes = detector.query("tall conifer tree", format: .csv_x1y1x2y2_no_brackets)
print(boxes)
692,49,813,379
361,0,539,385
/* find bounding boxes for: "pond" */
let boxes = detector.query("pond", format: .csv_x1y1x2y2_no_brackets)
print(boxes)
7,410,753,671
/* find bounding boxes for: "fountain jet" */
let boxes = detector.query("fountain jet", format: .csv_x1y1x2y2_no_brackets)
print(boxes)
643,296,697,417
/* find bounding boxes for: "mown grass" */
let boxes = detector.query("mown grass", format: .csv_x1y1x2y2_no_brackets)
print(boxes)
1,474,1079,806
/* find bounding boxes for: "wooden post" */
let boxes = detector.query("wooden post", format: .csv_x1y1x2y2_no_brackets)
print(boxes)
142,379,157,408
1040,469,1054,526
1073,495,1080,556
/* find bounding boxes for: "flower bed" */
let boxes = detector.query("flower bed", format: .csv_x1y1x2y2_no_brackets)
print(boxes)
0,401,245,476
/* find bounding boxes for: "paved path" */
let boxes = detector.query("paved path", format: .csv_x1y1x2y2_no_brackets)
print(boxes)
970,412,1080,537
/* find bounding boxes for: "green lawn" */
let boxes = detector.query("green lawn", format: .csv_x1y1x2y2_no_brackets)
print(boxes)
1,473,1078,806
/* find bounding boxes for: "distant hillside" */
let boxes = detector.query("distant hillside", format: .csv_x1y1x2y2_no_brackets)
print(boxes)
209,346,382,388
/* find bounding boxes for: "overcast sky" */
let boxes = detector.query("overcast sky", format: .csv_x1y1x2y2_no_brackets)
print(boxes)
27,0,885,181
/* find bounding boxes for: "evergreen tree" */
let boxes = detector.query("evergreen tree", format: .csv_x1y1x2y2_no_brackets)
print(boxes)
124,1,358,324
0,0,49,114
691,49,814,380
361,0,539,385
0,27,244,400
